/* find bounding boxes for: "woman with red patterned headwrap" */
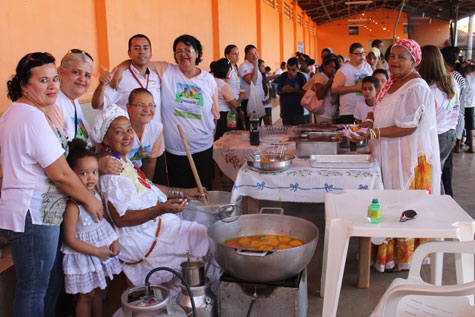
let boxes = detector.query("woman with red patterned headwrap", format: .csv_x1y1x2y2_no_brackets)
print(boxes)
353,39,441,272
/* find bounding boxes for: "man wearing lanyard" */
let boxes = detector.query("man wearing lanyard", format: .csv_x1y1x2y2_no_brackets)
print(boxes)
92,34,168,185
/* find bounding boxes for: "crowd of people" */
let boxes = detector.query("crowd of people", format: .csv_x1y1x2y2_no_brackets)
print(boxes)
0,31,474,316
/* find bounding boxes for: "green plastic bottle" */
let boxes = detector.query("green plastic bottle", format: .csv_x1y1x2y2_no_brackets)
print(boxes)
367,198,381,224
227,108,237,130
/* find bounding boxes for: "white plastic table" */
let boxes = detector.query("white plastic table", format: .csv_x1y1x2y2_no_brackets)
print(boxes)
321,190,475,317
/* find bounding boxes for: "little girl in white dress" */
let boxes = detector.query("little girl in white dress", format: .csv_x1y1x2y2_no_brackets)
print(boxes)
61,139,122,316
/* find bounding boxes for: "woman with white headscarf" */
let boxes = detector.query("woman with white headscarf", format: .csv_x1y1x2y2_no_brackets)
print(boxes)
91,104,219,291
354,39,441,272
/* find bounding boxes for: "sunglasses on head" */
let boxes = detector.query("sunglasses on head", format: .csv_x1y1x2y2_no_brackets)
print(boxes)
400,209,417,222
68,49,94,62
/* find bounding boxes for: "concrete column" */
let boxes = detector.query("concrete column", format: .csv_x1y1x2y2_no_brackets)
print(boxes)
468,15,474,60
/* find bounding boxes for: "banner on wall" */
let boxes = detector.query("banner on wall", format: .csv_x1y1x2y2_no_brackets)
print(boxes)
297,41,304,53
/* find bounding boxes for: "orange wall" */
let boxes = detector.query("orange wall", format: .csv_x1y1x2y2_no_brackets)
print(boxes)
410,18,450,48
0,0,317,114
219,0,257,64
104,0,214,70
317,8,408,62
260,1,281,71
1,0,100,109
282,0,295,64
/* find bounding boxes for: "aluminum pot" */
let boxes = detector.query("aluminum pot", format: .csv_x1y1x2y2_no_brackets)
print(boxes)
207,208,318,282
181,191,242,228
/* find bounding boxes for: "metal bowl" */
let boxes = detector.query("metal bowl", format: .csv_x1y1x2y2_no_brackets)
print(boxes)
246,154,295,173
340,136,368,148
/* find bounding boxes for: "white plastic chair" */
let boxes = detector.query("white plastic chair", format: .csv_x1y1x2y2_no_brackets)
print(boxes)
371,240,475,317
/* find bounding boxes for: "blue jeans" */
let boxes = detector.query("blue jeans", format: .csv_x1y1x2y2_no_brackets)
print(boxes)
1,212,61,317
439,129,456,195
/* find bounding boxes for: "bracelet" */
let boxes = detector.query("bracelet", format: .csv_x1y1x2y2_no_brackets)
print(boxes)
377,128,381,139
369,129,377,140
364,118,374,124
168,188,184,199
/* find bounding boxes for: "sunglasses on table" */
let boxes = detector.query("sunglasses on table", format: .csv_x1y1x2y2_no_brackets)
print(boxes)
400,209,417,222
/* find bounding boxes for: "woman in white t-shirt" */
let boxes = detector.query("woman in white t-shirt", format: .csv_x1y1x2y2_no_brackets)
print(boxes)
419,45,457,194
0,52,103,316
126,88,164,180
152,35,220,190
213,58,245,139
47,49,93,143
331,42,372,123
238,45,265,129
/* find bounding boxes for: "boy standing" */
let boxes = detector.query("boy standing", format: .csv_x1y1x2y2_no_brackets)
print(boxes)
354,76,379,123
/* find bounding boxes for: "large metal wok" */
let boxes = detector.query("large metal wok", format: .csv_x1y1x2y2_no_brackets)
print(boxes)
207,208,318,282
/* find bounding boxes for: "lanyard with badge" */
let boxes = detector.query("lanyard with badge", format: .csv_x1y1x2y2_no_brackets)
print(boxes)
129,66,149,89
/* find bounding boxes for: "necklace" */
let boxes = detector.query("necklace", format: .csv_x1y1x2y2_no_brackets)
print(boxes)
102,146,152,190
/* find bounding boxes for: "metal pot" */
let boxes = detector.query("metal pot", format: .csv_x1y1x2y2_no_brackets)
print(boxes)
182,191,242,227
181,260,205,287
207,208,318,282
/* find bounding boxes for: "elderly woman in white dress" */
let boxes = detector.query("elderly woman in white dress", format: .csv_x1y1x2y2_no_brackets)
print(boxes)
91,104,219,291
354,39,440,271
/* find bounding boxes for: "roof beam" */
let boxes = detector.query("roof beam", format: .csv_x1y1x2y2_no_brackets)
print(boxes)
319,0,332,21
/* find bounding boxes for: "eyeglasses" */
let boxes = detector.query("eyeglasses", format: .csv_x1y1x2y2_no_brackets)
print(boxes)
400,209,417,222
351,52,366,56
130,103,156,109
68,49,94,62
175,48,195,55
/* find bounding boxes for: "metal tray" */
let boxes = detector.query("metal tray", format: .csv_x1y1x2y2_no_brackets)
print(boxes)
246,154,295,172
309,154,374,168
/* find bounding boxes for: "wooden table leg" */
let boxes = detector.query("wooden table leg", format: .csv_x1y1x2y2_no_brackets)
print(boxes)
357,237,371,289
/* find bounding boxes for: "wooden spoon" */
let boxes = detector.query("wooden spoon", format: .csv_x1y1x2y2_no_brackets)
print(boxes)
177,125,208,205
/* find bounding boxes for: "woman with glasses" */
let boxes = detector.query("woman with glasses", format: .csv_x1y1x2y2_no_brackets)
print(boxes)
47,49,94,143
331,42,372,123
126,88,164,180
353,39,440,272
0,52,103,316
112,34,219,190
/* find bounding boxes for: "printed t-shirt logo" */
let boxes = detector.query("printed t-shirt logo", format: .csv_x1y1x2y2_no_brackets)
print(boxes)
128,145,151,166
174,83,204,120
71,116,89,140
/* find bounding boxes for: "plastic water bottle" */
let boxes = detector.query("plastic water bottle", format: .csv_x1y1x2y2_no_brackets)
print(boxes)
250,111,260,146
227,108,237,130
367,198,381,224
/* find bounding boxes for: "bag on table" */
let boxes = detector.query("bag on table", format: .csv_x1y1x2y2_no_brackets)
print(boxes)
301,88,324,115
247,82,266,117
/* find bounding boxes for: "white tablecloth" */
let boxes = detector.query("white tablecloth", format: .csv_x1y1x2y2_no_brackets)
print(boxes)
230,159,384,203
